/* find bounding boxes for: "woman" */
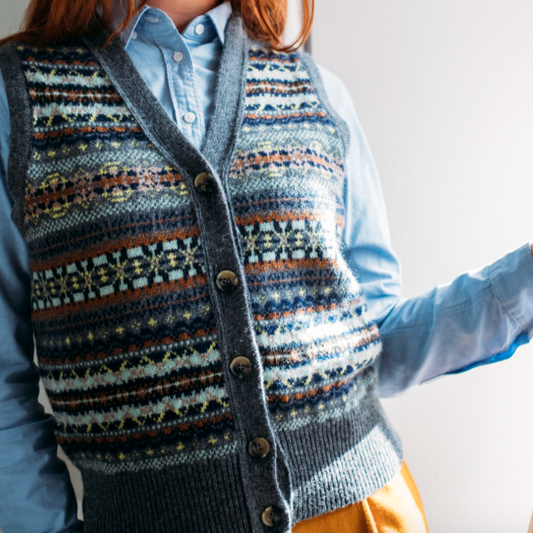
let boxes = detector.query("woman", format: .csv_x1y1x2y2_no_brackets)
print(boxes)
0,1,531,532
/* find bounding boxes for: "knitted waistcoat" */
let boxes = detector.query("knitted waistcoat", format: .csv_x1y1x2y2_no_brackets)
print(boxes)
0,14,402,533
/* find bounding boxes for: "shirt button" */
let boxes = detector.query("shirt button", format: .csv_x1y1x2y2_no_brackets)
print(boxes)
173,51,184,63
261,506,283,527
216,270,238,293
183,112,196,124
229,356,252,379
147,17,159,23
195,24,205,35
248,437,270,459
131,31,137,40
194,172,215,195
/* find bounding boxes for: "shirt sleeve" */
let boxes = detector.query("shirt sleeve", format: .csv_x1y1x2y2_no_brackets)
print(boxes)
0,70,82,533
317,64,533,398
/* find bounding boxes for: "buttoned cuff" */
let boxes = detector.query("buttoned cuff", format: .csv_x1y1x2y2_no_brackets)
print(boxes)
490,242,533,337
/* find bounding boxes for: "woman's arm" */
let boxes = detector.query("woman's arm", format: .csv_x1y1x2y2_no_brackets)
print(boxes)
375,244,533,397
317,64,533,398
0,69,82,533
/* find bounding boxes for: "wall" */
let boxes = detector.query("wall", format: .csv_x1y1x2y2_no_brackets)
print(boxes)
0,2,27,36
1,2,533,532
311,1,533,532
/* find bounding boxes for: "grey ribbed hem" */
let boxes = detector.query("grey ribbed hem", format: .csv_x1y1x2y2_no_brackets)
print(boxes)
278,380,403,522
81,452,252,533
79,382,402,533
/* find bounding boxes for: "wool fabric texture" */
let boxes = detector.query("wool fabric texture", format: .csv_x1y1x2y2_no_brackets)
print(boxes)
292,462,428,532
0,13,403,533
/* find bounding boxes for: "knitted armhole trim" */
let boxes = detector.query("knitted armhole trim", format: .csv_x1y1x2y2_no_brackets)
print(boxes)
0,42,33,235
299,51,352,157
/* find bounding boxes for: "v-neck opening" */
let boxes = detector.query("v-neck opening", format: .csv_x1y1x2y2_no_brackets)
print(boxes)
83,12,248,182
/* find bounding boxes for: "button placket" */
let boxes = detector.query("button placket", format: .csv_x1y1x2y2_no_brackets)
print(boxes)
180,80,292,523
190,169,290,529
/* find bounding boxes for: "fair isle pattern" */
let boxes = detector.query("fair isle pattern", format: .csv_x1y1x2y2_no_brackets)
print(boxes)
18,42,236,468
16,41,381,473
230,46,382,431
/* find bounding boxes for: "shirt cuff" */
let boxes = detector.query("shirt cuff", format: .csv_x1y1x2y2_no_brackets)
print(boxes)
490,242,533,337
443,242,533,377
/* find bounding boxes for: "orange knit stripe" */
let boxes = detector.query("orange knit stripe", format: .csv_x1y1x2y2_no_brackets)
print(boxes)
267,374,354,404
243,111,328,121
245,257,337,275
25,55,100,67
30,225,200,271
33,125,142,140
235,210,323,226
48,370,224,410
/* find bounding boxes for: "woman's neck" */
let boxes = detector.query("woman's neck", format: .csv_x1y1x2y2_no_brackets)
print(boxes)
146,0,220,32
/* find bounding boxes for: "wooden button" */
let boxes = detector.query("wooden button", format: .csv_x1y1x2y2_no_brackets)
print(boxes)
194,172,215,195
261,506,283,527
216,270,238,293
229,356,252,379
248,437,270,459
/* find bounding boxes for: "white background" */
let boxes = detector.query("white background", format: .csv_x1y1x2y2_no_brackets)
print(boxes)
1,2,533,532
311,1,533,532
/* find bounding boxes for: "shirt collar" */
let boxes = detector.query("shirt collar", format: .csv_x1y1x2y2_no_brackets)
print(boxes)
202,1,233,45
110,1,232,48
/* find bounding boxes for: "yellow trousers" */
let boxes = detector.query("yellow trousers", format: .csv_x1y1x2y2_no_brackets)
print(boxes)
292,462,429,533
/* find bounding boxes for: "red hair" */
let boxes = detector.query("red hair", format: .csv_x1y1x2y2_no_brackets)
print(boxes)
0,0,313,52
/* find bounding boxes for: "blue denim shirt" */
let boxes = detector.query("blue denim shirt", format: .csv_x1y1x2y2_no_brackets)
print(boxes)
1,3,532,532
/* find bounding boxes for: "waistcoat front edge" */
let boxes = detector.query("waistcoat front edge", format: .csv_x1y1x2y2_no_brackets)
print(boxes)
200,16,250,263
200,16,248,177
0,41,33,234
